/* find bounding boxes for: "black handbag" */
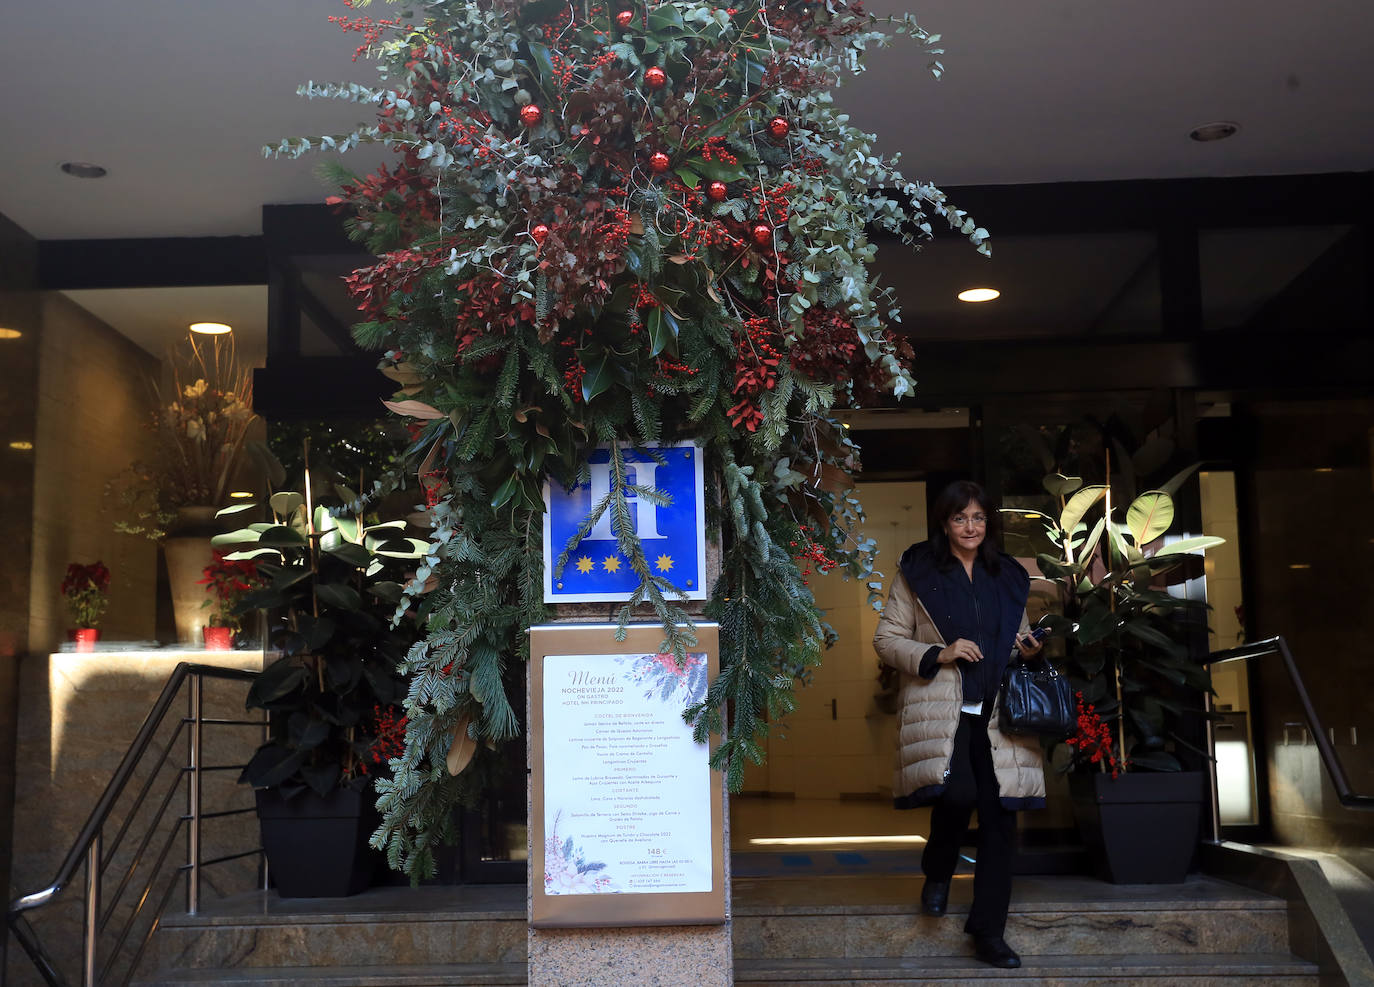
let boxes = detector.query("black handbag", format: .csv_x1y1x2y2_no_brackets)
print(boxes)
999,657,1075,739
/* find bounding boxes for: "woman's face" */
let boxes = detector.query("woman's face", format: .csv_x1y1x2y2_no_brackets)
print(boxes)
943,499,988,555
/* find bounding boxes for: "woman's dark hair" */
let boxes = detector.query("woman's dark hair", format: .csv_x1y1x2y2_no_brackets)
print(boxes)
929,479,1003,572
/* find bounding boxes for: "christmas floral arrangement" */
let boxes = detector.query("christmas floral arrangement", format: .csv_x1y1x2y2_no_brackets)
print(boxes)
110,335,257,540
62,561,111,630
198,550,265,632
273,0,987,879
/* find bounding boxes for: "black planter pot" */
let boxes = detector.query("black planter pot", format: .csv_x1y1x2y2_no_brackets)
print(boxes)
1069,770,1204,884
254,786,380,898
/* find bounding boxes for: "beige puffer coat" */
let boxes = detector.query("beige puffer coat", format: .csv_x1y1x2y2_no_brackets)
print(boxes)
873,570,1046,809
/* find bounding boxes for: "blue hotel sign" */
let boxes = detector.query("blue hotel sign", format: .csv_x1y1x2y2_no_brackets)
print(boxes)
543,441,707,603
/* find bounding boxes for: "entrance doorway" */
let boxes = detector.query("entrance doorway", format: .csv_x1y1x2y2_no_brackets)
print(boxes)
730,482,933,861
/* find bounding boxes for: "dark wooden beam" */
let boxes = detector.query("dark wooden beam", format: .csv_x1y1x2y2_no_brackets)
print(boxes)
253,356,393,421
37,236,267,289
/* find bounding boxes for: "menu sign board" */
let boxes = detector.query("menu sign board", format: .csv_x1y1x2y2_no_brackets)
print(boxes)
530,623,725,927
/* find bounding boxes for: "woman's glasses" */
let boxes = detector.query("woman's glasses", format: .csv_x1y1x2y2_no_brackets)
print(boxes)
950,514,989,527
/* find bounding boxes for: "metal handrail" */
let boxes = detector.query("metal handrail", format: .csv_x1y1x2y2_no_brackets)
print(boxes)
1207,636,1374,812
6,662,264,987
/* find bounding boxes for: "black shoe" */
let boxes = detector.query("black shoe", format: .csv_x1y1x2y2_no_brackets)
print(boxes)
920,879,950,917
972,935,1021,969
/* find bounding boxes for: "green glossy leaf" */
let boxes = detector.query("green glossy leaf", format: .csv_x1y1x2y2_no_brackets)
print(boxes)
325,542,372,567
1042,473,1082,497
247,658,308,706
315,582,362,611
257,525,309,548
223,548,280,562
215,503,256,517
490,472,520,511
1059,485,1106,536
239,743,307,789
1125,490,1174,545
674,168,701,189
1152,535,1226,557
580,351,614,402
212,527,263,547
269,492,304,517
646,6,684,30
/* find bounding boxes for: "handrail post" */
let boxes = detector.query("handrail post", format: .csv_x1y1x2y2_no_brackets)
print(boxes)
187,672,203,915
83,832,101,986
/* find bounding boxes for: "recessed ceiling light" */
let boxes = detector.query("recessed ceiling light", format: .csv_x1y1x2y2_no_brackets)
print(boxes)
1288,563,1312,570
60,161,108,179
8,440,33,451
1189,121,1239,143
0,328,21,340
229,491,255,499
957,287,1000,303
1313,467,1333,473
189,322,232,335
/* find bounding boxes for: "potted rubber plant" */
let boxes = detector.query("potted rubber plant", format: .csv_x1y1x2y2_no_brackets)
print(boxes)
1020,458,1225,883
214,482,428,896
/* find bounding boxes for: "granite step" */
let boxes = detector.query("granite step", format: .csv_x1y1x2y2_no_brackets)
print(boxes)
146,885,526,973
734,952,1321,985
732,874,1293,960
132,962,526,986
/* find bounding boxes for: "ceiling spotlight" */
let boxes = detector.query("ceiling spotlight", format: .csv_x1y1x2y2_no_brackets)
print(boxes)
1288,563,1312,570
190,322,232,335
8,440,33,451
229,491,255,499
1189,121,1239,143
60,161,108,179
957,287,1000,303
0,328,22,340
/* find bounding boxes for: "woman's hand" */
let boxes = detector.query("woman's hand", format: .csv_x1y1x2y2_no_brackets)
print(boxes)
938,638,984,664
1015,632,1045,659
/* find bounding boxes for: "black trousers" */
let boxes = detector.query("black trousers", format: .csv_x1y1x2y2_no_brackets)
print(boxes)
921,711,1018,938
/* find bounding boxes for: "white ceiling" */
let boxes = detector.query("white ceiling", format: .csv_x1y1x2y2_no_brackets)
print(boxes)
5,0,1373,352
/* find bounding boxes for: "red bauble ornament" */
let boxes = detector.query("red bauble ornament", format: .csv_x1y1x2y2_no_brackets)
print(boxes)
648,151,671,173
519,104,542,126
767,116,790,139
615,9,634,27
644,66,667,90
751,222,772,245
531,224,550,245
707,181,729,203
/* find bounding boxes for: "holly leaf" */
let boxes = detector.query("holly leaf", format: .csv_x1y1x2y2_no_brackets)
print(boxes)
646,307,680,358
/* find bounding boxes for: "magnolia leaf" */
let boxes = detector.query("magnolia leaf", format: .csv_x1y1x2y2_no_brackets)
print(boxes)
1059,485,1106,536
1125,490,1174,545
222,547,281,561
380,362,424,386
446,714,477,776
269,492,304,517
580,351,614,403
383,399,446,420
315,582,362,611
325,542,372,567
490,472,521,511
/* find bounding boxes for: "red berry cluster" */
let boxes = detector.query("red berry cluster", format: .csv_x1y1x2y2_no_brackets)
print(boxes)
1065,691,1121,778
328,13,402,62
789,526,837,583
360,704,409,774
700,136,738,164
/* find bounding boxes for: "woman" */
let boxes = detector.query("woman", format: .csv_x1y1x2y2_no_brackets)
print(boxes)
872,479,1045,970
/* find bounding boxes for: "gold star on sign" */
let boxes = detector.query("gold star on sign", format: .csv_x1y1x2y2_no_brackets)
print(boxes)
655,554,674,573
602,555,622,574
575,555,595,574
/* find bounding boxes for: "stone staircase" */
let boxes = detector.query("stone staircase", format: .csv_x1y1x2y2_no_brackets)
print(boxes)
732,873,1320,984
134,885,526,986
134,873,1321,985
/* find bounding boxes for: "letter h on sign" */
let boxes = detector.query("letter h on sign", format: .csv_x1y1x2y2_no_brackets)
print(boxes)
542,441,707,603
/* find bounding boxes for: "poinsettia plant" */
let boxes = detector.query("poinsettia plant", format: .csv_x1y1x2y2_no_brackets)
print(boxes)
198,550,265,632
62,561,111,630
272,0,988,878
